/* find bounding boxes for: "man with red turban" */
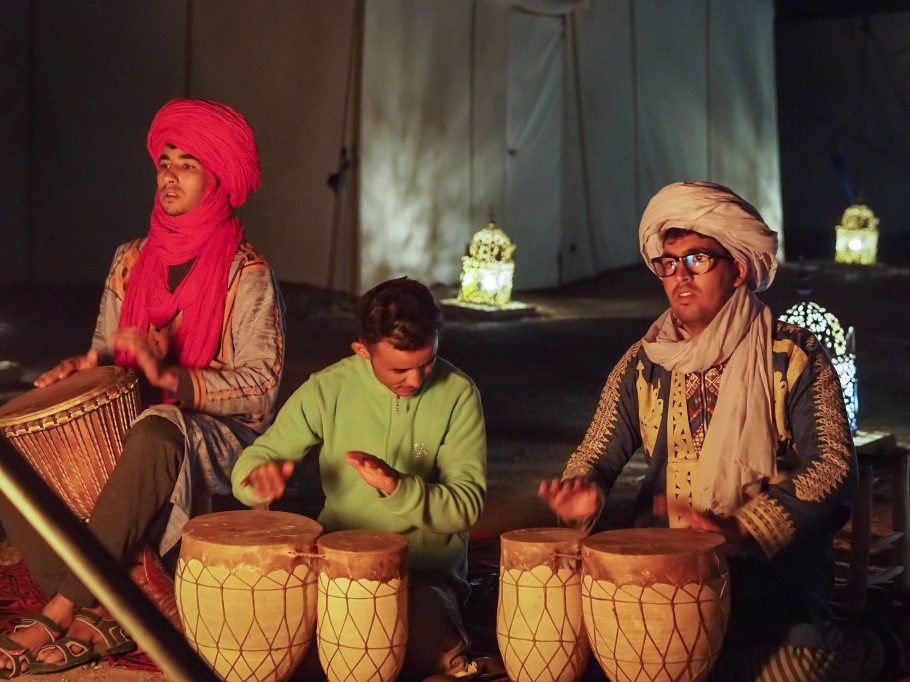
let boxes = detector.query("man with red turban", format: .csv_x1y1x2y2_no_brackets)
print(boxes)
539,182,889,681
0,99,284,676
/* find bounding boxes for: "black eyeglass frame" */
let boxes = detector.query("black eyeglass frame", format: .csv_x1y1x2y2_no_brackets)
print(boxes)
649,252,735,278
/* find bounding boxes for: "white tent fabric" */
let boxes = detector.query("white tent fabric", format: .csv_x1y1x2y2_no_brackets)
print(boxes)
359,0,782,291
2,0,780,292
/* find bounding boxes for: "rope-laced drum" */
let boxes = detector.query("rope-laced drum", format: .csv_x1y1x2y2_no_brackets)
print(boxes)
497,527,590,682
175,510,323,682
316,529,409,682
0,366,140,520
581,528,730,682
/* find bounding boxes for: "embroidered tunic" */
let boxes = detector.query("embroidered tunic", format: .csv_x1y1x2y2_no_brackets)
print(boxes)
563,320,857,559
91,238,285,554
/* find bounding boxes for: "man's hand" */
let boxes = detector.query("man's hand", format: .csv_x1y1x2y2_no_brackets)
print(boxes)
240,461,296,503
34,349,100,388
345,451,400,494
538,478,601,521
112,328,178,392
669,500,752,547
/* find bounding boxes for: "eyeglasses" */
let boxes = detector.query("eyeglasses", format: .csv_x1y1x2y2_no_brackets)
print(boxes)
650,252,734,278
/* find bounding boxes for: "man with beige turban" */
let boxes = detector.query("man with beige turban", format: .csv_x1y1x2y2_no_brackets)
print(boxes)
539,182,886,681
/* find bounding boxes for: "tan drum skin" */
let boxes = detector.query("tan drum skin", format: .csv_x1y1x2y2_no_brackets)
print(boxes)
0,366,141,520
581,528,730,682
175,510,323,682
316,529,409,682
497,527,591,682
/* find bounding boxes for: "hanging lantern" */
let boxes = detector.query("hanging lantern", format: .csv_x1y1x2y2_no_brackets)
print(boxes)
779,302,858,433
457,216,517,307
835,203,878,265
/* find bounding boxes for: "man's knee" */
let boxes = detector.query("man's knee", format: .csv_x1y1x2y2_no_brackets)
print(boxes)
119,416,185,477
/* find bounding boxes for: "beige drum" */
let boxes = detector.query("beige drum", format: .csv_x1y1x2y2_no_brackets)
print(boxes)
581,528,730,682
316,530,409,682
0,366,140,520
497,528,590,682
175,510,323,682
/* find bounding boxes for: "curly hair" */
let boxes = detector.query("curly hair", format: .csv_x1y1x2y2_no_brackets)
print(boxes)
358,277,442,350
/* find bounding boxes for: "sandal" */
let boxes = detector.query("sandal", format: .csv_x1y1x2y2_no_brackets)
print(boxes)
72,608,135,657
12,613,63,642
0,635,35,679
28,636,94,675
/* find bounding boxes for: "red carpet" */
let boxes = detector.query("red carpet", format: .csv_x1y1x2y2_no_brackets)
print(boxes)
0,561,159,673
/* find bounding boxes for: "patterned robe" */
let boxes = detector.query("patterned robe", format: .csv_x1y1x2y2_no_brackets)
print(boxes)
563,320,857,629
91,238,285,554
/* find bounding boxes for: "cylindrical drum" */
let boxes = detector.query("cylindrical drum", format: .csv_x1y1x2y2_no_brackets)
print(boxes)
175,510,323,682
0,366,140,520
581,528,729,682
316,530,409,682
497,528,590,682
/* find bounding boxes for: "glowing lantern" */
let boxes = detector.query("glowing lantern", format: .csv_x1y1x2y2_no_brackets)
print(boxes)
779,302,858,433
835,204,878,265
457,216,516,307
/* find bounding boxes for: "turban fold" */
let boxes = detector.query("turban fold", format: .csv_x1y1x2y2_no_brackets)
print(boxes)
639,181,778,292
117,99,260,374
147,99,261,209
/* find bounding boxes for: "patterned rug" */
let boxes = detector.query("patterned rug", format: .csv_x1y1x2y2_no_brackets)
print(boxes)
0,560,159,672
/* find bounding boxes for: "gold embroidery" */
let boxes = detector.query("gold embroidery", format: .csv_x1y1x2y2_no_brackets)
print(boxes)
772,369,790,442
735,493,795,557
773,336,809,391
667,370,698,519
793,341,853,501
636,360,663,457
563,342,642,480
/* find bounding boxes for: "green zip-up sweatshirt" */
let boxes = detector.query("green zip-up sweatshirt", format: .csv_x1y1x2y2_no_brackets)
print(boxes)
231,354,486,600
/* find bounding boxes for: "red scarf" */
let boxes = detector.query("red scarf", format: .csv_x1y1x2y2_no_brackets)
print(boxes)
116,99,261,370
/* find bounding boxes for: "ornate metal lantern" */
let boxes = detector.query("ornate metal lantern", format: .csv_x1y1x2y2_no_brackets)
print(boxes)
457,217,517,307
780,302,858,433
835,203,878,265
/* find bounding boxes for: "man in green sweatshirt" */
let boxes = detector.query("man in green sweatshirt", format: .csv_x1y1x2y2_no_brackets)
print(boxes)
232,277,498,681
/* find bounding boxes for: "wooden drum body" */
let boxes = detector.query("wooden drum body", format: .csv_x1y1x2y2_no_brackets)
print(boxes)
497,528,590,682
0,366,140,520
175,510,323,682
581,529,730,682
316,530,409,682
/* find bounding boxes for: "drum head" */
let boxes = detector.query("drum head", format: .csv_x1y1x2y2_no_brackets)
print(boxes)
182,509,323,547
317,529,409,555
0,366,136,426
500,527,586,545
582,528,725,556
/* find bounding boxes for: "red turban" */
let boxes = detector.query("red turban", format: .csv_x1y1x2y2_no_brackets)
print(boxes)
117,99,261,374
146,99,261,209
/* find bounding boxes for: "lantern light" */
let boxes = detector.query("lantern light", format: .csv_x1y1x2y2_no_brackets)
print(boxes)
457,216,516,306
779,302,858,433
835,203,878,265
442,212,535,319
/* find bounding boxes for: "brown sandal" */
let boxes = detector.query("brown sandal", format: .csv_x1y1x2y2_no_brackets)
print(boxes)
0,635,35,679
72,609,135,657
28,636,93,675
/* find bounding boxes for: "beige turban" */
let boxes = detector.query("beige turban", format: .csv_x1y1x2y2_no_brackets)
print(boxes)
639,181,778,292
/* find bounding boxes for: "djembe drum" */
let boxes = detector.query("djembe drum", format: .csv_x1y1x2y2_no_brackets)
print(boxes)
580,528,730,682
0,366,140,520
497,528,590,682
316,529,409,682
175,510,323,682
